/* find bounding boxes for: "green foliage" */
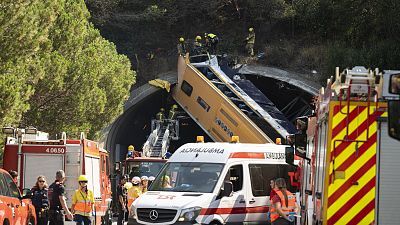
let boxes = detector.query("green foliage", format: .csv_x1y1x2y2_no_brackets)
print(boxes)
0,0,135,145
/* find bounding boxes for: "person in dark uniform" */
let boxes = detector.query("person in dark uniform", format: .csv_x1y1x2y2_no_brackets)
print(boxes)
48,170,73,225
31,175,49,225
117,175,129,225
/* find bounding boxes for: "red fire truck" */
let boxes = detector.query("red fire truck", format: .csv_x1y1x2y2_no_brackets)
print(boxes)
2,132,113,225
287,67,400,225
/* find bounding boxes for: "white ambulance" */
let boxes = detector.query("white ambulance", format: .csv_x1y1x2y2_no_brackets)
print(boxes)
130,140,298,225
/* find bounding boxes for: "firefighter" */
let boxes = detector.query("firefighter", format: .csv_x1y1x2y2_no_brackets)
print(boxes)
31,175,49,225
204,33,219,54
48,170,73,225
127,176,142,209
117,175,129,225
193,35,203,55
168,104,179,120
245,27,255,56
148,176,155,187
71,175,95,225
156,108,165,122
177,37,187,56
270,178,299,225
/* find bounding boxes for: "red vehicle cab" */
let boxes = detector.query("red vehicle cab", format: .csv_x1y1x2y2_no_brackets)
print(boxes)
0,168,36,225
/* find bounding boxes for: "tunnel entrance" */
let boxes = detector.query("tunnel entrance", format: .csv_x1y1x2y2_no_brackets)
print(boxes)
105,74,315,162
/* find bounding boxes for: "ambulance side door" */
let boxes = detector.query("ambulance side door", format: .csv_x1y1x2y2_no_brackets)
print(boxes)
246,163,278,224
216,163,248,224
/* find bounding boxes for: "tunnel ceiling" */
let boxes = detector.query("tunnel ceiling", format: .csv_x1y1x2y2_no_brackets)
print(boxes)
104,68,321,163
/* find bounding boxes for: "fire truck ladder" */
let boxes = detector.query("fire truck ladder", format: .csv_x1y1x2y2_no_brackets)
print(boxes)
173,54,296,143
142,119,179,157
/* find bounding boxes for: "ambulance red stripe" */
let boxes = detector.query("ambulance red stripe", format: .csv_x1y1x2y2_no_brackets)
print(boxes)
200,206,269,215
229,152,265,159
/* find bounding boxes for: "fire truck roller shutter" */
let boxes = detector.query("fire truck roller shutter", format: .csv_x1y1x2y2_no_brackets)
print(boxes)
23,154,64,189
85,156,102,199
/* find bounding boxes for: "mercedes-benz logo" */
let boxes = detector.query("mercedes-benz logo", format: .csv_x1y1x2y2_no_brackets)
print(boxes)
149,210,159,221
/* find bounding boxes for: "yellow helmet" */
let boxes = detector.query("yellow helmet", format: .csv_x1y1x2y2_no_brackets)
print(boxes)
249,27,254,32
196,36,202,41
172,104,178,109
78,175,88,182
179,37,184,42
128,145,134,151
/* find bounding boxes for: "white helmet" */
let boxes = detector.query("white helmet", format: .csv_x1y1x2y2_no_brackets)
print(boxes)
141,176,149,181
132,176,141,184
148,176,155,181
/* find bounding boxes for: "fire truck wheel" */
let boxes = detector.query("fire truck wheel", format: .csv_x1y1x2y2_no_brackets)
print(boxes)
102,209,113,225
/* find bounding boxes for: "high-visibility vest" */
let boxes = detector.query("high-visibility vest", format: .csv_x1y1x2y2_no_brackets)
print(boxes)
72,189,94,217
270,190,296,222
127,186,142,208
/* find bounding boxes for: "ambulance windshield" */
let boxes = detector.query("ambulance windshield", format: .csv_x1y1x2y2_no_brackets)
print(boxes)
149,162,224,193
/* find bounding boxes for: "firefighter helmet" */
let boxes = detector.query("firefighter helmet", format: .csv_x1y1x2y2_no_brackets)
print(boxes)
196,36,202,41
249,27,254,32
140,176,149,181
78,175,88,182
128,145,134,151
179,37,184,42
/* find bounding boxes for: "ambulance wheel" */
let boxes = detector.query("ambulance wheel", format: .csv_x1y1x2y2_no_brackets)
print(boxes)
209,221,222,225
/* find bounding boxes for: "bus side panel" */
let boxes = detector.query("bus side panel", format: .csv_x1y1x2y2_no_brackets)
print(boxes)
323,101,386,225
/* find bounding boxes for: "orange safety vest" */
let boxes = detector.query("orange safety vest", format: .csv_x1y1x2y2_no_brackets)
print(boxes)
73,189,94,217
127,186,142,208
270,190,296,222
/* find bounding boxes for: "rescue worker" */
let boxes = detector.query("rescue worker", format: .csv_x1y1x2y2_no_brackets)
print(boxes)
193,35,203,55
31,175,49,225
245,27,256,56
204,33,219,54
117,175,129,225
168,104,179,120
48,170,73,225
177,37,187,56
156,108,165,122
127,176,142,209
141,176,149,193
270,178,299,225
8,170,18,185
148,176,155,187
71,175,95,225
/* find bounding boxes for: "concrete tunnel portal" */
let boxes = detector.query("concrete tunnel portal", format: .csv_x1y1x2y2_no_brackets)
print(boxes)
103,66,321,164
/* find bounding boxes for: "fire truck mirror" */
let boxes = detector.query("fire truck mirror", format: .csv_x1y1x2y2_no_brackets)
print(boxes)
389,74,400,94
285,146,295,166
294,134,307,159
388,100,400,141
296,117,308,133
221,181,233,197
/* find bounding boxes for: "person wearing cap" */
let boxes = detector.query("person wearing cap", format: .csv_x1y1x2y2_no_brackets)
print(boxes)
117,175,129,225
141,176,149,193
127,176,142,209
71,175,95,225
